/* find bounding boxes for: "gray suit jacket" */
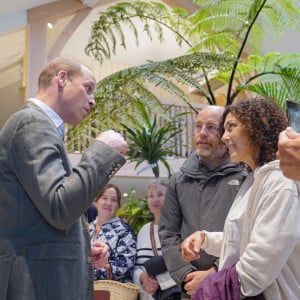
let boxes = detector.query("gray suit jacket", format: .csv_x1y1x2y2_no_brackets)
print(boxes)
0,101,126,300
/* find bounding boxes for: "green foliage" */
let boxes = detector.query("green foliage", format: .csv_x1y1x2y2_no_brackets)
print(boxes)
186,0,300,104
84,0,300,107
122,100,187,178
65,52,235,150
190,0,300,103
190,0,300,55
117,189,153,233
68,0,300,149
85,1,191,64
231,52,300,106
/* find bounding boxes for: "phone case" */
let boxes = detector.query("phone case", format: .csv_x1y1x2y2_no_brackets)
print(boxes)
286,99,300,132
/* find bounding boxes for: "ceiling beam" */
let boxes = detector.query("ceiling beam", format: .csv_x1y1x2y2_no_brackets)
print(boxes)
28,0,88,22
48,8,92,60
26,0,91,97
81,0,101,8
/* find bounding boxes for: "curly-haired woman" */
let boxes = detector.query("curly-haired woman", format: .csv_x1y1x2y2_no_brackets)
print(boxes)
181,97,300,300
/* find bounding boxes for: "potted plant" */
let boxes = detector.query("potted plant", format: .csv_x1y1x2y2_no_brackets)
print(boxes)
122,100,188,178
117,188,153,233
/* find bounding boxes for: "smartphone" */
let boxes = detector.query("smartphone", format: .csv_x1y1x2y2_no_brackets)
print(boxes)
286,99,300,132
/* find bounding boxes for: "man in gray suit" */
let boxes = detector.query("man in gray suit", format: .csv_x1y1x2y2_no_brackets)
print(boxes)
0,58,128,300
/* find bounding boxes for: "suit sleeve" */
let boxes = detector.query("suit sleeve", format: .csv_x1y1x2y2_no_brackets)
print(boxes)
10,113,126,230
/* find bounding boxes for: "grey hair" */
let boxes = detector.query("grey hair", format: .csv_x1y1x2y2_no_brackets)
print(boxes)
146,178,169,191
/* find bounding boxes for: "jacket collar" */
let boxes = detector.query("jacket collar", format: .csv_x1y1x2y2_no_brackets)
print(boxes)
180,151,243,179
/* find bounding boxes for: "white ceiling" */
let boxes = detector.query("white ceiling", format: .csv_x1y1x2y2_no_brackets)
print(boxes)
0,0,59,93
0,1,58,34
0,0,56,15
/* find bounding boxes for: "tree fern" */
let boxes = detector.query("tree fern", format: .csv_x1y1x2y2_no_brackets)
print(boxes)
69,0,300,151
65,51,234,151
84,1,300,107
191,0,300,54
191,0,300,102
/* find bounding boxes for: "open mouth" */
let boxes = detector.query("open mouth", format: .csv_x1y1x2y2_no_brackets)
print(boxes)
227,144,236,154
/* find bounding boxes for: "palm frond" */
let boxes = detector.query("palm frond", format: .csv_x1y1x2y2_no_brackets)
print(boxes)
121,101,186,177
212,52,300,102
238,81,290,106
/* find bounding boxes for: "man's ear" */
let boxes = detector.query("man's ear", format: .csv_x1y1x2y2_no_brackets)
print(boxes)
57,70,68,88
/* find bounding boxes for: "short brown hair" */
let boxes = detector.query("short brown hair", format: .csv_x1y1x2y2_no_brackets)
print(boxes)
38,57,84,90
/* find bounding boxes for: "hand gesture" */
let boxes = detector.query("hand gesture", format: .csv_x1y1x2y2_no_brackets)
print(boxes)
91,241,109,269
140,272,159,295
181,231,205,262
277,127,300,180
183,268,215,295
96,130,128,154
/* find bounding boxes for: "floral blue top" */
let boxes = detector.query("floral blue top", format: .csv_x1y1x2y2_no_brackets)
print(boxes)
89,217,137,282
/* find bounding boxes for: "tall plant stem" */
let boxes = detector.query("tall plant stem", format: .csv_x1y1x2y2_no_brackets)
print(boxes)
226,0,267,105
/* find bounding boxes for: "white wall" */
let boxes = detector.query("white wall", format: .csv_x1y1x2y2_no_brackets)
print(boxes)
69,153,186,201
262,28,300,55
60,1,190,67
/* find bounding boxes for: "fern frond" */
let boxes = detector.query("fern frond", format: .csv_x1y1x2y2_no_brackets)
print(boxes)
190,0,300,103
85,1,192,64
238,81,290,107
236,65,300,108
192,0,300,45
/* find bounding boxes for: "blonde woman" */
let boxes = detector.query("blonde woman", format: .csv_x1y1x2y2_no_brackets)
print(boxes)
133,179,180,300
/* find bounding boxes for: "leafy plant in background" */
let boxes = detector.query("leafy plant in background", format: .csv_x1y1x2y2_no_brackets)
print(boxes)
84,0,300,106
117,189,153,233
232,52,300,108
122,100,188,178
190,0,300,104
66,0,300,149
65,51,235,150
